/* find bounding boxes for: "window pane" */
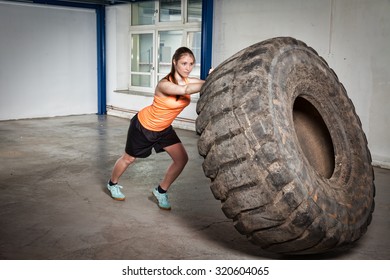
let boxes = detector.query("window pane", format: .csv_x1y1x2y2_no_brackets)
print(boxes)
131,33,153,87
158,30,183,78
131,74,151,87
187,31,201,78
132,2,155,26
188,0,202,22
160,0,181,22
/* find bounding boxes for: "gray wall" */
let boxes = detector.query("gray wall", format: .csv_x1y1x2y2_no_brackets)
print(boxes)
0,1,97,120
212,0,390,168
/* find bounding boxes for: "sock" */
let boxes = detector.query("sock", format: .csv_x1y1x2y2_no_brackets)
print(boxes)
109,180,117,186
157,185,167,194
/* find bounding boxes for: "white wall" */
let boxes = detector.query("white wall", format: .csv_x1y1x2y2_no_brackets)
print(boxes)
211,0,390,167
0,1,97,120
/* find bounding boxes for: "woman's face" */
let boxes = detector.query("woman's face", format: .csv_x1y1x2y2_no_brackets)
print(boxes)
174,53,195,78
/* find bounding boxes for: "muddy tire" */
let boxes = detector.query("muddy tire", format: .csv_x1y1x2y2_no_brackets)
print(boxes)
196,37,375,255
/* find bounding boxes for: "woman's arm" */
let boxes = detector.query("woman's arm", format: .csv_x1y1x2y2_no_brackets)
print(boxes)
156,78,205,96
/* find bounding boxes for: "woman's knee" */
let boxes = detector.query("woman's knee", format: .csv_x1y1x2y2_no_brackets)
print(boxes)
183,152,189,165
121,153,136,165
178,151,189,167
165,143,188,166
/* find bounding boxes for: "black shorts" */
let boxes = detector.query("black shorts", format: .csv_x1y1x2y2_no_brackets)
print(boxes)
125,114,181,158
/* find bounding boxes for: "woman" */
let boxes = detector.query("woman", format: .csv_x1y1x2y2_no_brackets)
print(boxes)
107,47,205,210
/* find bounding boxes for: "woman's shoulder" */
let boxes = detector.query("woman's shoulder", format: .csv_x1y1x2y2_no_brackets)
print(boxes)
156,77,170,88
155,78,173,97
159,77,170,83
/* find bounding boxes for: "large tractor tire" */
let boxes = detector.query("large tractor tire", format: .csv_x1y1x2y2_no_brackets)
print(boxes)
196,37,375,255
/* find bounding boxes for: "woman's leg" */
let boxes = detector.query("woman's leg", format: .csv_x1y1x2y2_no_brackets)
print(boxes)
159,143,189,191
110,152,136,184
107,153,136,201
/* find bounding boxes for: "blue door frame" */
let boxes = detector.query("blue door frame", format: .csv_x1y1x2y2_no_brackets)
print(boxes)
30,0,213,115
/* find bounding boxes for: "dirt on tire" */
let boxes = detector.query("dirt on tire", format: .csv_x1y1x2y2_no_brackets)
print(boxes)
196,37,375,255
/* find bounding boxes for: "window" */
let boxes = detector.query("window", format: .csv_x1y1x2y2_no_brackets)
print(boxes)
160,0,181,22
129,0,202,95
187,31,201,77
131,1,155,26
131,33,154,89
188,0,202,22
158,30,183,82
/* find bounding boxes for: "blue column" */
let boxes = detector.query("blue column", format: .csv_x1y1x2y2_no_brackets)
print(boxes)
96,6,106,115
201,0,213,80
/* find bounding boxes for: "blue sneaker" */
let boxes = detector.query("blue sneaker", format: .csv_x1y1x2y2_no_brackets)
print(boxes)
107,182,125,201
152,188,171,210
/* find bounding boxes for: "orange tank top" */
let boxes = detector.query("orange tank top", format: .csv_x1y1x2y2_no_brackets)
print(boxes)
138,80,191,131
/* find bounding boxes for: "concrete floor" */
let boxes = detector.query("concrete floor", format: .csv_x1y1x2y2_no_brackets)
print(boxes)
0,114,389,260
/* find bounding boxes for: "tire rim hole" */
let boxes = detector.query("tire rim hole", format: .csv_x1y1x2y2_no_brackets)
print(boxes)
293,97,335,179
